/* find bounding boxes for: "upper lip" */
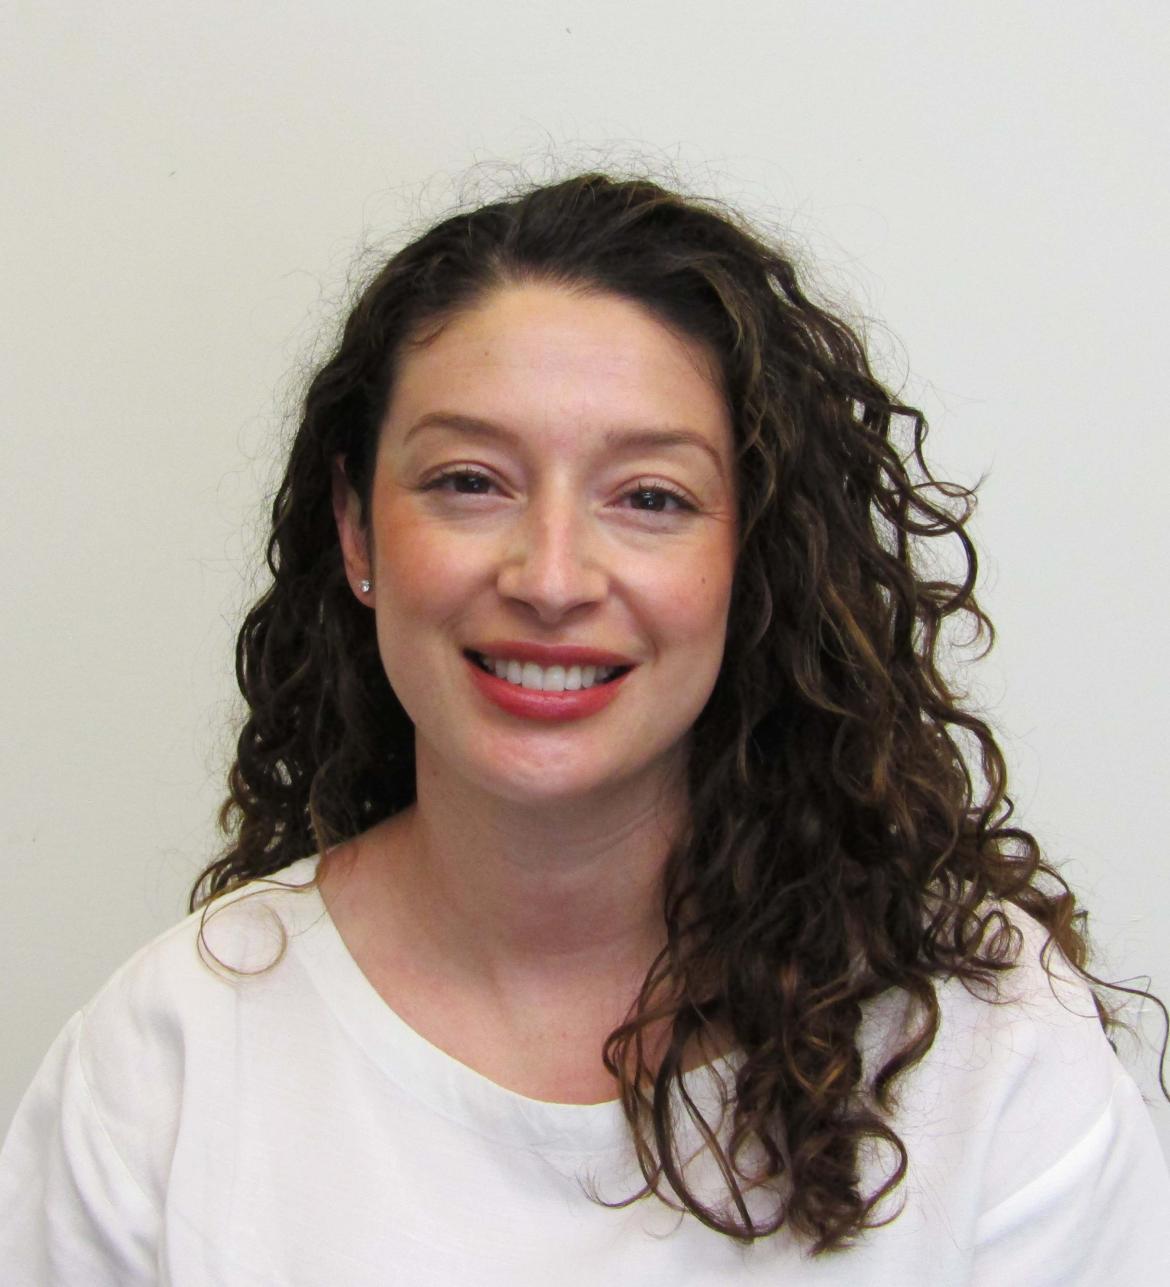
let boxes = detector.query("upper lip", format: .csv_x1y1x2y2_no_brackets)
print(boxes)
466,641,637,667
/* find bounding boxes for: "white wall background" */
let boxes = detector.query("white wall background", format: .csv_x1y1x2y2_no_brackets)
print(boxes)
3,0,1167,1164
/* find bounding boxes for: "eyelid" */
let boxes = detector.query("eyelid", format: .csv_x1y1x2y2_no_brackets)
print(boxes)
421,466,699,512
618,477,699,511
421,464,503,492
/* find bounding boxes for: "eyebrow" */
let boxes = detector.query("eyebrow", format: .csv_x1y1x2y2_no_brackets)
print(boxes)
402,412,728,480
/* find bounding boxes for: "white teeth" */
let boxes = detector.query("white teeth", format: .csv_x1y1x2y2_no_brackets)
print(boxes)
476,654,619,691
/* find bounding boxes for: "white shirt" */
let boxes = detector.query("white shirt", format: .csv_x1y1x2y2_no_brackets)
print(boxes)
2,857,1168,1285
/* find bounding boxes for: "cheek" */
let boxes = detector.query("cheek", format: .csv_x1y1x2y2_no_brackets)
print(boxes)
638,548,735,654
368,523,477,699
373,509,478,613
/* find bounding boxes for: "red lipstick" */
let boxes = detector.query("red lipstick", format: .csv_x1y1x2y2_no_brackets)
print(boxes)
464,651,632,722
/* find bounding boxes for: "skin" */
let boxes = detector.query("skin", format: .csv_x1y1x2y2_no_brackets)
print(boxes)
325,283,737,1103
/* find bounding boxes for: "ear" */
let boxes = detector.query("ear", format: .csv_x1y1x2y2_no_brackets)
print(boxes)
332,456,373,604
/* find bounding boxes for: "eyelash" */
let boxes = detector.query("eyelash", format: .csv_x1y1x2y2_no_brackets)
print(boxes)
421,468,697,514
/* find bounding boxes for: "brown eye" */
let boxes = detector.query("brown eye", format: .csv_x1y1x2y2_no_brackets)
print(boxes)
424,469,496,494
622,483,695,514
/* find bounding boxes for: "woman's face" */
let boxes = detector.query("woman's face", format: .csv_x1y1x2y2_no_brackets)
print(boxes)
335,282,737,809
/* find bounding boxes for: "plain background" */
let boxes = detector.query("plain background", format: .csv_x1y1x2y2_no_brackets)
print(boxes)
3,1,1167,1166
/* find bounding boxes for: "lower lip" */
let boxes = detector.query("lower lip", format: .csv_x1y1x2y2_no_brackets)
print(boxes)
465,656,631,721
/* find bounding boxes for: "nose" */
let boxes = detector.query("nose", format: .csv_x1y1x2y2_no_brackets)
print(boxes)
495,489,609,623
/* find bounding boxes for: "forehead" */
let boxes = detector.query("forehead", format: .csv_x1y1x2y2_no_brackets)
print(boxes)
380,283,732,461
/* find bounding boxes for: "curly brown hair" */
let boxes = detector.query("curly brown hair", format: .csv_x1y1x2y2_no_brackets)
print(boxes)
192,173,1156,1252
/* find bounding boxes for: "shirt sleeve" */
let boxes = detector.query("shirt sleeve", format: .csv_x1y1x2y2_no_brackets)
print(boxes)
972,1069,1170,1285
0,1012,160,1286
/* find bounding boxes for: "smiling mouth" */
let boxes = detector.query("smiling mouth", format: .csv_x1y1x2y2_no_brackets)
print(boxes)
464,650,632,693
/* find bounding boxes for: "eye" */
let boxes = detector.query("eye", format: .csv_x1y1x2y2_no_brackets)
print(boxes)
620,481,697,514
422,467,497,495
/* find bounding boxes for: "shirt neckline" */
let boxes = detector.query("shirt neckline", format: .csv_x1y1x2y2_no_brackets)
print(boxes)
267,855,736,1155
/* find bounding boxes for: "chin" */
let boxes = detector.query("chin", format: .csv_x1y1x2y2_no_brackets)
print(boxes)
471,746,687,813
475,766,616,807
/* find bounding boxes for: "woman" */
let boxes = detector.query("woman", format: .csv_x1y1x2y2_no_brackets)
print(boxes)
2,173,1168,1283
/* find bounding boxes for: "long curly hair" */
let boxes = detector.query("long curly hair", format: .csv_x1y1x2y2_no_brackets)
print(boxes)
192,173,1146,1252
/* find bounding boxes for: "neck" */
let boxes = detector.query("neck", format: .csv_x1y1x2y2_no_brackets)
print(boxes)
329,739,689,1000
316,740,726,1102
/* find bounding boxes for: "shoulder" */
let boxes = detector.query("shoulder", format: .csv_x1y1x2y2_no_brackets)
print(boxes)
941,907,1170,1275
81,856,322,1034
866,902,1115,1079
909,905,1125,1135
46,860,322,1203
0,860,323,1278
864,901,1170,1252
928,905,1113,1062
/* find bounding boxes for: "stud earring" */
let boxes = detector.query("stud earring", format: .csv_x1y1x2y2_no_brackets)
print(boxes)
359,578,372,593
